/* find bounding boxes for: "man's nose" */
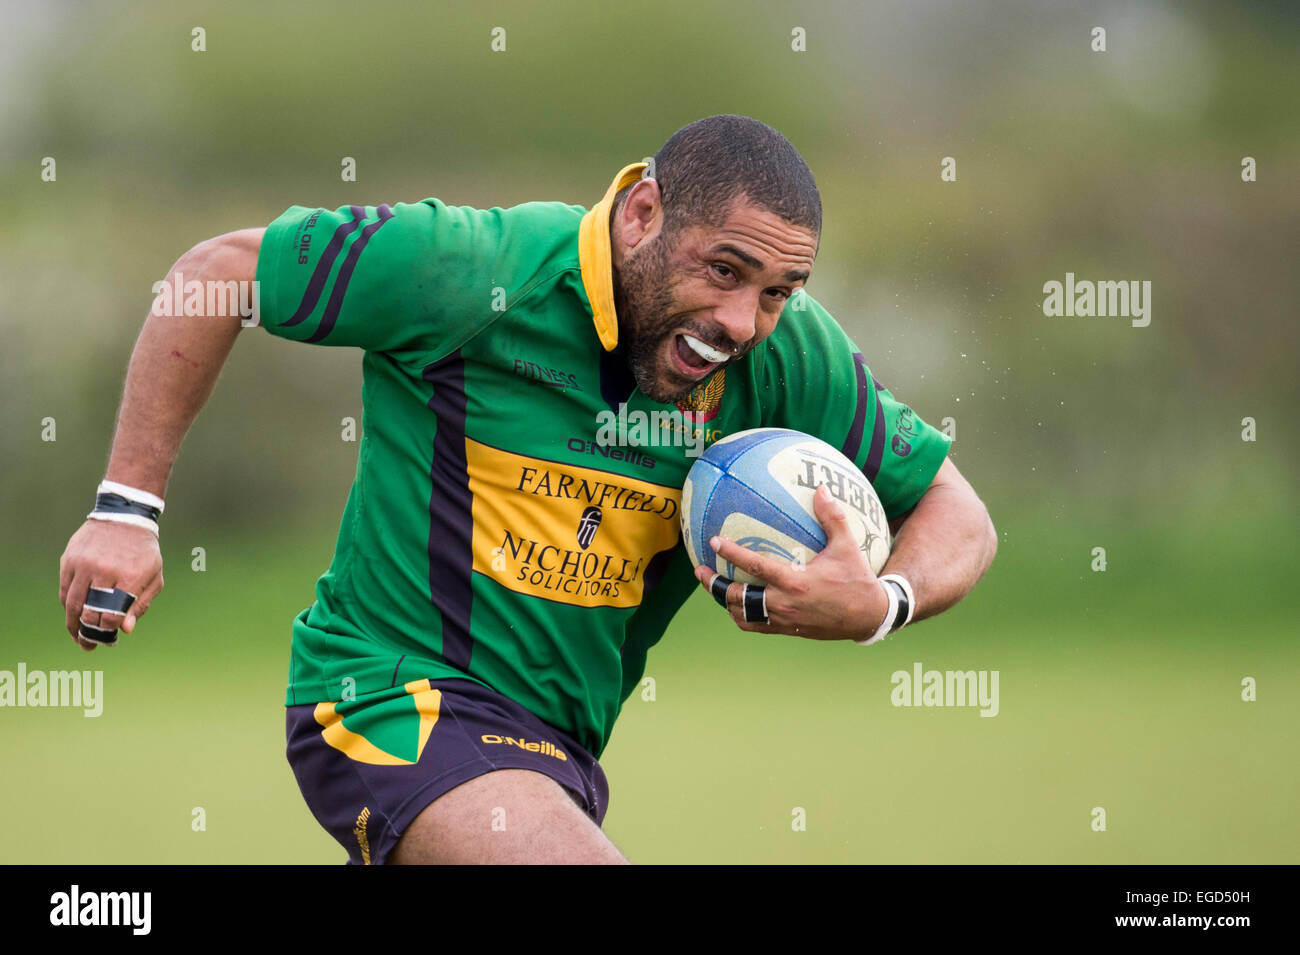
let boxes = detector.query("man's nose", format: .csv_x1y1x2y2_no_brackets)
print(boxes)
712,290,760,349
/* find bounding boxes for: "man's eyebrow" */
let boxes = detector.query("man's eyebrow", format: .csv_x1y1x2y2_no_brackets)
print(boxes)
709,244,765,271
710,244,809,285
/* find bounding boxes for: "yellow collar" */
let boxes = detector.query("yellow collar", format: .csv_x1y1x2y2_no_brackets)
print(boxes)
578,162,648,351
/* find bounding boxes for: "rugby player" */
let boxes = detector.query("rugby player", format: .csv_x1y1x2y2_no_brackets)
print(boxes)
58,115,997,864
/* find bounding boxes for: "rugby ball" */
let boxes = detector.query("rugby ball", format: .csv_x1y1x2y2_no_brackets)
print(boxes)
681,428,891,583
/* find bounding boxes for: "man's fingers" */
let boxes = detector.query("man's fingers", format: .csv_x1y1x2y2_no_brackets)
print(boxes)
724,579,790,633
84,583,135,621
68,578,136,650
66,575,100,652
59,554,72,605
122,573,162,634
691,567,795,635
693,567,733,605
708,535,795,589
812,484,860,556
64,572,99,652
725,578,761,619
694,568,761,620
76,581,121,649
64,571,91,639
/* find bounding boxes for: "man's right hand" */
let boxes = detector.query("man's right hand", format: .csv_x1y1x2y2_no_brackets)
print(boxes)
59,521,164,651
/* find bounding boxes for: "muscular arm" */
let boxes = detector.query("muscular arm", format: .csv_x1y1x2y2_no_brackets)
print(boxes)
106,228,264,495
880,457,997,624
58,228,264,647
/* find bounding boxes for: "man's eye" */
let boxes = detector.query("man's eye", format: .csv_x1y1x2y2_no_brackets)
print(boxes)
767,288,791,301
711,264,734,280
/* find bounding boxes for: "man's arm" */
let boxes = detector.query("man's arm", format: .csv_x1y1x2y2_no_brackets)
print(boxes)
104,228,262,493
879,456,997,624
58,228,264,649
695,457,997,640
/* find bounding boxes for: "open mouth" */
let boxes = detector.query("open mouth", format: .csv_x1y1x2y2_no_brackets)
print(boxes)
671,333,730,379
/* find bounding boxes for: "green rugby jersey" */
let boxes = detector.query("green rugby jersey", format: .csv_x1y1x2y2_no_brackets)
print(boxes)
256,162,951,758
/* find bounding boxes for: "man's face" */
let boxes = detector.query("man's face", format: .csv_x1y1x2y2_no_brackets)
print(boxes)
612,196,818,404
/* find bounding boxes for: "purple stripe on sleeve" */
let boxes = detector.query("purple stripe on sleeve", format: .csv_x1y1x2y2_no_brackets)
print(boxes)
305,204,395,343
841,353,871,463
280,206,365,328
864,370,887,483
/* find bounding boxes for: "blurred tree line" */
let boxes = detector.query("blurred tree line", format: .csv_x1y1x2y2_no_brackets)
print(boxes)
2,0,1295,542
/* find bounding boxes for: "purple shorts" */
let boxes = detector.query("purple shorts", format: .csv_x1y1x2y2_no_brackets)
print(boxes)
285,677,609,864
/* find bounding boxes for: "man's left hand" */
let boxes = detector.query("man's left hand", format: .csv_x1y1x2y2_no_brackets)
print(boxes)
692,484,888,641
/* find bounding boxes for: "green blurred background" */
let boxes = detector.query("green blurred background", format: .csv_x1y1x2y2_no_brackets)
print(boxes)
2,0,1296,863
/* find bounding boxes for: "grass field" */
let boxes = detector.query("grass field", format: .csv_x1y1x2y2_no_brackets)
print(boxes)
3,503,1296,865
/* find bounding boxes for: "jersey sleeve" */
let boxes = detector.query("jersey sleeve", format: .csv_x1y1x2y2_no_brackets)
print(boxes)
759,292,952,520
254,199,507,360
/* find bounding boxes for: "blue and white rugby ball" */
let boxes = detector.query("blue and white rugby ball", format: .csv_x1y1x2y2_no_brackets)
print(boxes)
681,428,891,583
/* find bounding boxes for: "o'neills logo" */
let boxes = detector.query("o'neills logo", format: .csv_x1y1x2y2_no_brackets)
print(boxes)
481,734,567,760
675,367,726,423
467,440,681,609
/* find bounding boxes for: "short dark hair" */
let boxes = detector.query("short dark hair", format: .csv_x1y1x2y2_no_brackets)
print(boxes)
618,114,821,243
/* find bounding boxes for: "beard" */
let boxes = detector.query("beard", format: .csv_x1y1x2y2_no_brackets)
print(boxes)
612,231,686,403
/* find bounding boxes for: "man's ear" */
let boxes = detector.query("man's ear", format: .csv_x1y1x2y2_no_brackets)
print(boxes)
615,178,663,251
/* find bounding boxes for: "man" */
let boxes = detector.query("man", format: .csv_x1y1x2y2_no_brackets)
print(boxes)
58,115,996,864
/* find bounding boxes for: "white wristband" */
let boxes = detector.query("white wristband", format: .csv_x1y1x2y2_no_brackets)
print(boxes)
855,579,898,646
879,573,916,628
88,479,165,536
86,511,160,535
98,480,165,513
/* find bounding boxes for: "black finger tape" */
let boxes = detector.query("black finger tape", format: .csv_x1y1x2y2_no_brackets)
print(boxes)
78,622,119,647
84,587,136,616
743,584,769,624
